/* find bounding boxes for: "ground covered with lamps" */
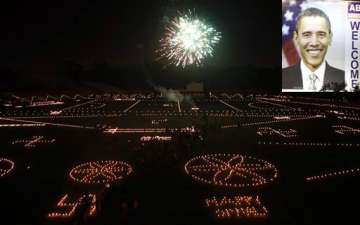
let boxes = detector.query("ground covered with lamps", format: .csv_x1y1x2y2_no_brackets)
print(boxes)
0,92,360,225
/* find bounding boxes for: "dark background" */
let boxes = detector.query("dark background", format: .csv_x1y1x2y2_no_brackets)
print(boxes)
0,0,281,92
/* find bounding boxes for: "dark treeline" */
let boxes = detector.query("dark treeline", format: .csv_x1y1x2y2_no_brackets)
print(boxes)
0,61,280,92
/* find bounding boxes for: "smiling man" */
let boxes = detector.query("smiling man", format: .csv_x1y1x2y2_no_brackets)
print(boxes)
282,8,345,92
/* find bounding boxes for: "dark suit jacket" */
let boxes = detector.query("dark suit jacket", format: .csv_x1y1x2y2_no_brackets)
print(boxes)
282,62,345,91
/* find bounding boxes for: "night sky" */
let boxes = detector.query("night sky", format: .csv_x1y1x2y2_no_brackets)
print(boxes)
1,0,281,68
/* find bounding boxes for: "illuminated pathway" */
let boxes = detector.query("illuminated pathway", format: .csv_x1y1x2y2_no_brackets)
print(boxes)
58,99,96,112
0,117,44,125
258,141,360,148
257,127,297,137
104,127,196,134
0,117,95,129
218,99,241,112
210,93,241,112
24,136,45,148
259,97,360,111
306,168,360,182
0,123,46,128
332,125,360,134
257,99,295,110
241,115,323,127
12,136,56,148
123,100,141,113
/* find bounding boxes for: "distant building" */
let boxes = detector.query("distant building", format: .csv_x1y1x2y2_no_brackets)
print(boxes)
185,82,204,93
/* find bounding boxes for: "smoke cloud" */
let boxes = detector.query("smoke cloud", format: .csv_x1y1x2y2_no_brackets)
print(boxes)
157,87,184,103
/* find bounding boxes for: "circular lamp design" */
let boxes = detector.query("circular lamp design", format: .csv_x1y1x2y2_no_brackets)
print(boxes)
69,160,133,184
185,154,277,188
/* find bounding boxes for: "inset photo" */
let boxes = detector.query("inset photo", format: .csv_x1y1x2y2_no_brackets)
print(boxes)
282,0,359,92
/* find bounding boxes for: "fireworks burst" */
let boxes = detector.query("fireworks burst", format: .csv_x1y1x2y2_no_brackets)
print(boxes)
157,10,221,68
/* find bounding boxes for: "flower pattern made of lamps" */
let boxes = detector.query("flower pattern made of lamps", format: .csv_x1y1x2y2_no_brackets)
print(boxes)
185,154,278,188
69,160,133,184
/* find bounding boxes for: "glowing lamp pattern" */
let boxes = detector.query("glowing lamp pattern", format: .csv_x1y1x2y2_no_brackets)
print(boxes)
0,123,45,127
69,160,133,184
257,127,297,138
205,195,268,219
184,154,277,188
333,125,360,135
12,136,55,148
306,168,360,182
140,136,172,142
247,100,289,110
0,158,14,177
48,193,96,219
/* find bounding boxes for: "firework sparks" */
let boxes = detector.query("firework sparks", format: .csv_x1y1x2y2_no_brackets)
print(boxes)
157,10,221,68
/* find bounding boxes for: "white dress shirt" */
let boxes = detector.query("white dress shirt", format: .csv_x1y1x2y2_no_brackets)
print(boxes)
300,60,326,92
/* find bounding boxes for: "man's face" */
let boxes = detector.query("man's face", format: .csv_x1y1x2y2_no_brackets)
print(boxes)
294,16,332,71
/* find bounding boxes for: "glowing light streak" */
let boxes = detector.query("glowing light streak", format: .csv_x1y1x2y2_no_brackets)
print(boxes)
208,91,240,112
257,127,297,137
0,117,95,129
140,136,172,142
104,128,166,134
218,99,241,112
214,93,244,100
258,141,360,148
259,97,360,111
113,97,136,101
123,100,141,113
0,123,46,128
12,136,55,148
151,119,168,125
332,125,360,135
221,115,324,129
338,116,360,121
257,99,294,110
177,100,181,113
29,101,64,107
221,124,238,129
49,110,62,116
306,168,360,182
241,115,323,127
58,100,96,112
104,127,196,134
273,116,290,120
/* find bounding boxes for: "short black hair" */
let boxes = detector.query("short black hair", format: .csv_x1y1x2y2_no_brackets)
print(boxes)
295,7,331,34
